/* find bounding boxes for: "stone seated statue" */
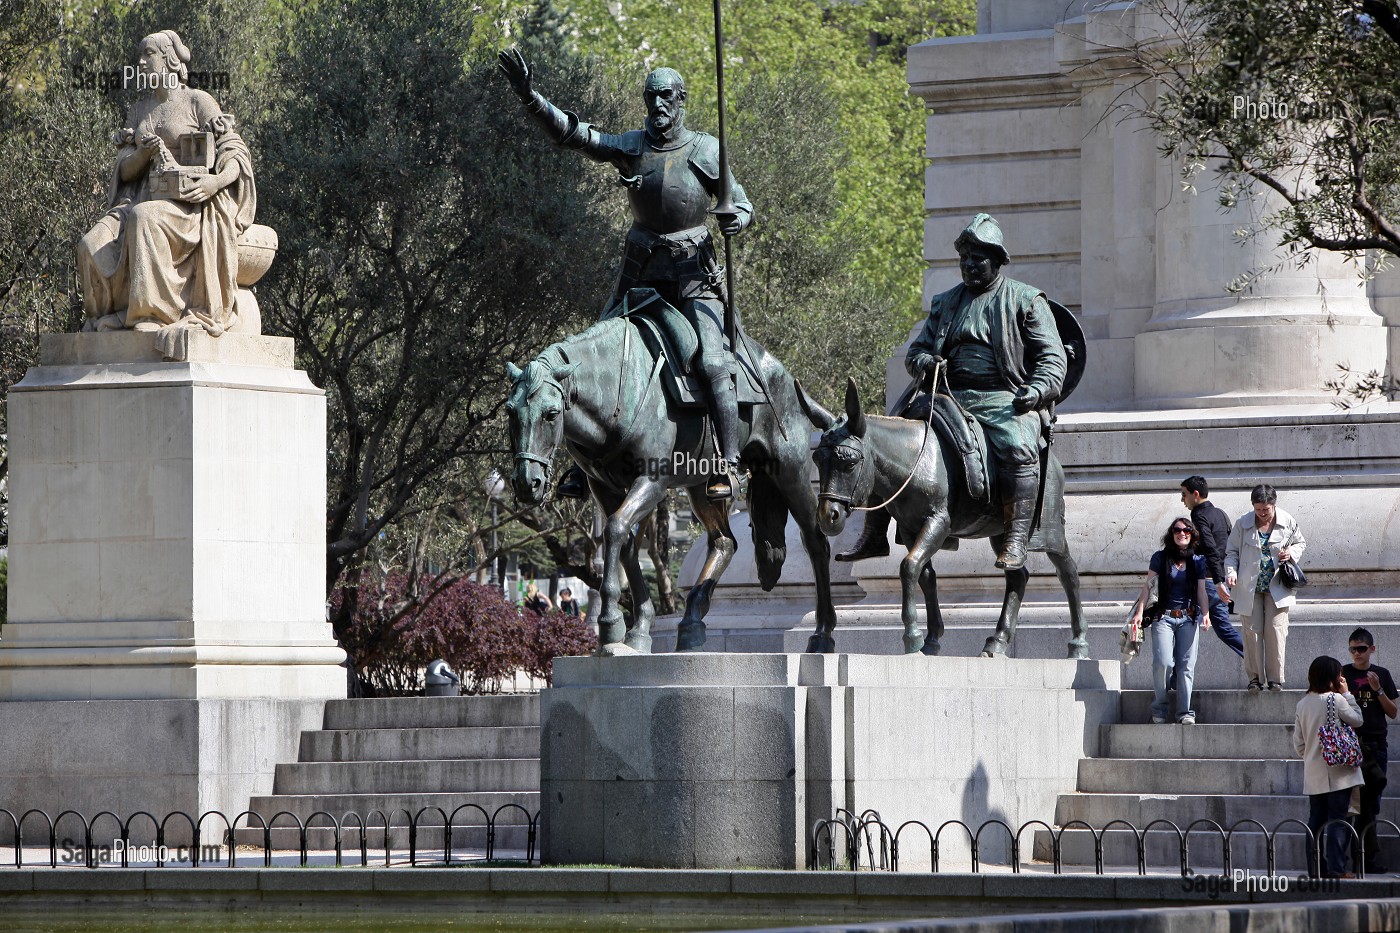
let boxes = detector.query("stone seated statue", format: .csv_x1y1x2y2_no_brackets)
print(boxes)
76,29,276,339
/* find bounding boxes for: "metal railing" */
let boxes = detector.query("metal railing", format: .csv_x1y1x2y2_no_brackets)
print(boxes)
0,804,539,868
809,810,1398,878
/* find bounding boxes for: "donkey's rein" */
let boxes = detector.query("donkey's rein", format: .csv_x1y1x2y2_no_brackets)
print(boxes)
847,359,943,513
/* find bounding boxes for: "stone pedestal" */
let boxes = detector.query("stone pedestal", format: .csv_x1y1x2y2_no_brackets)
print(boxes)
0,331,344,828
541,653,1119,869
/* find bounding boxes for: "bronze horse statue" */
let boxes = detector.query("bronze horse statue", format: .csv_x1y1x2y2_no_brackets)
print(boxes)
505,309,838,654
800,378,1089,659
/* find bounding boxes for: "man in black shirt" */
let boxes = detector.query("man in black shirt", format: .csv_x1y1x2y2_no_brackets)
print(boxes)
1344,627,1399,873
1180,476,1245,660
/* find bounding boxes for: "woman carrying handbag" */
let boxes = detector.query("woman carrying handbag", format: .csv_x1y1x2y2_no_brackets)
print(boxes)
1224,484,1307,691
1295,655,1365,878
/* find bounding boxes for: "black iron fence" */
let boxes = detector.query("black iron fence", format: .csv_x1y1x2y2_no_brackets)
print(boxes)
810,809,1399,879
0,805,539,868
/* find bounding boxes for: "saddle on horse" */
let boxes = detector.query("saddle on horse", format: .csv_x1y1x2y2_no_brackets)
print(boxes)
605,287,768,408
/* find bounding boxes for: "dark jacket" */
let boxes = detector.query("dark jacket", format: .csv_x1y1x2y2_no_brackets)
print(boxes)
905,276,1067,409
1190,500,1232,582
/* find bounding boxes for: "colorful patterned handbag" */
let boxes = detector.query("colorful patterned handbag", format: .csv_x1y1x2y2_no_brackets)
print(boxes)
1319,694,1364,767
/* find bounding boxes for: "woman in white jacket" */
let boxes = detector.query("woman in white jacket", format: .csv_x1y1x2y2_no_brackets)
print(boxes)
1224,484,1306,691
1294,655,1365,878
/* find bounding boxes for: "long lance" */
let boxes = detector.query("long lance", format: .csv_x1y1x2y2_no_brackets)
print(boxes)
710,0,738,349
710,0,786,440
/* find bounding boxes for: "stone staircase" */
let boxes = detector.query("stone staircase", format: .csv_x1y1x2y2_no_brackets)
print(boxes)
240,695,540,853
1037,689,1400,873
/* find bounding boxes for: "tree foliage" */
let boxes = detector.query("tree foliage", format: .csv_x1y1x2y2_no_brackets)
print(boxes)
1110,0,1400,260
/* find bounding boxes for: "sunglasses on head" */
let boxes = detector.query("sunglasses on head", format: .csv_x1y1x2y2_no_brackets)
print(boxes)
1350,645,1372,653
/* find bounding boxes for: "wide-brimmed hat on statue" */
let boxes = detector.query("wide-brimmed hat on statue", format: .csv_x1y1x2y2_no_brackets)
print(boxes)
953,212,1011,265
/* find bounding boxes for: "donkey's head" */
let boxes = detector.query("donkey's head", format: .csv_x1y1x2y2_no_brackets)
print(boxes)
798,377,874,538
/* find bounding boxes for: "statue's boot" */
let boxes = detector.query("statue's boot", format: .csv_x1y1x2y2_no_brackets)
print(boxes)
705,375,743,500
555,465,589,500
995,469,1039,570
835,510,892,562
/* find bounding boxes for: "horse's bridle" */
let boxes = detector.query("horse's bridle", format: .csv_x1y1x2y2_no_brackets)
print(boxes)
511,367,574,490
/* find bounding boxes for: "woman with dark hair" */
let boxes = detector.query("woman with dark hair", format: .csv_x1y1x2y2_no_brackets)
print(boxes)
1130,518,1212,724
1225,484,1307,691
1294,655,1364,878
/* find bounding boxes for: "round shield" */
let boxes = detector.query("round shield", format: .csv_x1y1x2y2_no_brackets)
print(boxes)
1048,298,1086,403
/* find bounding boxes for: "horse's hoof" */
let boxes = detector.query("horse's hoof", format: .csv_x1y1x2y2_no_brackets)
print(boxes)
902,630,926,654
921,640,942,657
1067,641,1090,660
675,621,707,652
624,632,653,654
806,633,837,654
981,636,1009,658
598,615,626,646
596,642,640,658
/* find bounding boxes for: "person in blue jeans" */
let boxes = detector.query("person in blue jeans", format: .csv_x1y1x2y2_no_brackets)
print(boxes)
1180,476,1246,658
1129,518,1212,724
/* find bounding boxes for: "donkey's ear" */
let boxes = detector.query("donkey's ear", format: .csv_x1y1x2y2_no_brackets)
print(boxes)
506,362,524,382
794,379,836,430
844,377,866,439
550,360,577,382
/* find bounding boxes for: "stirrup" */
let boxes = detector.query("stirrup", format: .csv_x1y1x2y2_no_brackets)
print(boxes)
995,542,1027,571
835,518,891,562
555,466,588,500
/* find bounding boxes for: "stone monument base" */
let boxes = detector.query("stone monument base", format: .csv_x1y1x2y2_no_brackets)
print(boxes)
541,653,1119,869
0,331,345,837
0,697,328,845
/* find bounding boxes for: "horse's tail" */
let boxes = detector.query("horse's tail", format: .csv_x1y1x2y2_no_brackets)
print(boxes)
748,466,789,591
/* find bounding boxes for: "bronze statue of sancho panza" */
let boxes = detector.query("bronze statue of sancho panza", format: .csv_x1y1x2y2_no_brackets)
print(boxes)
499,49,753,500
838,213,1070,572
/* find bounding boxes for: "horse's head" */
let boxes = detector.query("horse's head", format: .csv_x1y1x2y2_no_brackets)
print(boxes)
505,354,577,505
798,378,873,538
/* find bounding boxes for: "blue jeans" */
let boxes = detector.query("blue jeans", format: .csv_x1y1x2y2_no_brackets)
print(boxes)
1206,579,1244,657
1308,788,1356,877
1151,613,1200,721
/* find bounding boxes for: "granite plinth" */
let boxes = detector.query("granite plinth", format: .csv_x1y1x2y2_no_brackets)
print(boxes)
540,653,1119,869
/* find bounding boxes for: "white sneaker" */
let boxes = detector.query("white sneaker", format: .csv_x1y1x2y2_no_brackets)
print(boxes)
1152,715,1168,724
1179,715,1196,725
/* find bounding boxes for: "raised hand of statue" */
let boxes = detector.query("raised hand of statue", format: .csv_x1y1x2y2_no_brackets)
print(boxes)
497,47,533,100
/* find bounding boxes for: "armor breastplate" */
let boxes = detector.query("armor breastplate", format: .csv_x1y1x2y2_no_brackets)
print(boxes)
627,137,712,233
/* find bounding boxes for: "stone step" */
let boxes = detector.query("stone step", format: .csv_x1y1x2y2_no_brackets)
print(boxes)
1119,689,1309,724
1033,827,1400,873
232,821,535,853
271,758,539,795
239,790,539,849
1101,723,1298,759
298,726,539,763
1074,757,1400,796
1055,792,1400,827
322,695,540,731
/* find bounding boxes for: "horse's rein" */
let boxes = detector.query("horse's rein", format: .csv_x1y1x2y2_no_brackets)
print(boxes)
850,359,943,513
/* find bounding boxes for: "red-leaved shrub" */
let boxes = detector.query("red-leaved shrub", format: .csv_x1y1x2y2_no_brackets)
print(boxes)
335,575,595,696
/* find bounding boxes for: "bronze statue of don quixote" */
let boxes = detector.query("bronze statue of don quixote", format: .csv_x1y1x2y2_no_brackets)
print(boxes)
501,2,1087,658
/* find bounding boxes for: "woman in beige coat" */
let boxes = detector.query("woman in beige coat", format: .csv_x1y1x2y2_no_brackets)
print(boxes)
1224,484,1306,691
1294,655,1365,877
